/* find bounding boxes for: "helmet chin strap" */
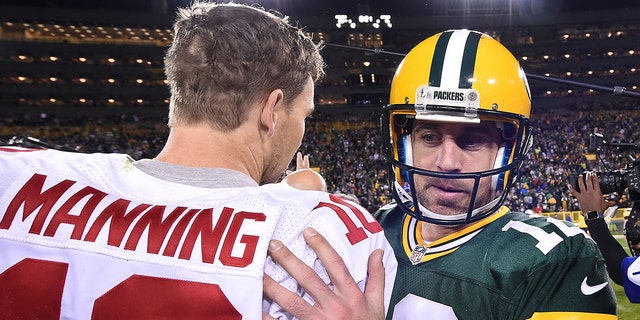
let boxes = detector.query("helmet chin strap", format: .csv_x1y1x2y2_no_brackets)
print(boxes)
394,180,501,225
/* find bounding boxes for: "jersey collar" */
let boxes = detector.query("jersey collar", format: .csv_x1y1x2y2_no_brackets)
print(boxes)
402,206,509,264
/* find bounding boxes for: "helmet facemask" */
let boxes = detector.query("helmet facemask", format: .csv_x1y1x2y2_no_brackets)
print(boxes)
382,105,532,225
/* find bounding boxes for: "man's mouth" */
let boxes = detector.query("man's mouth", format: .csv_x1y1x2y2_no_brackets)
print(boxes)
431,183,464,193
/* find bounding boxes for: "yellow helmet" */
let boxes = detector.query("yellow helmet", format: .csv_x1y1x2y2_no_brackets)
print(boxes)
381,29,533,225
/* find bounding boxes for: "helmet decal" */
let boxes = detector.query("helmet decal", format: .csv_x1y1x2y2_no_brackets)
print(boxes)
429,29,481,89
415,86,481,122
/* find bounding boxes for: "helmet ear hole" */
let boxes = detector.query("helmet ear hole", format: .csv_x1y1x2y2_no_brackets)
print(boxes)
501,123,517,140
393,114,409,128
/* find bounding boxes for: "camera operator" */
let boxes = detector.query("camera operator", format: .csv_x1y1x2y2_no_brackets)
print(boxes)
569,172,640,303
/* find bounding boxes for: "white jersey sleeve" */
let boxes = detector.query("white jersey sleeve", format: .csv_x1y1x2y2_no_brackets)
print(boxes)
0,147,397,319
262,189,398,318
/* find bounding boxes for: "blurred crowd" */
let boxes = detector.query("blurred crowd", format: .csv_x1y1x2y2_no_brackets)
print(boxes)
507,101,639,214
1,99,639,213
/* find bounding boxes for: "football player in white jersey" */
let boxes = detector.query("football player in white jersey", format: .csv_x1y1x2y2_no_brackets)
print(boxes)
0,2,397,319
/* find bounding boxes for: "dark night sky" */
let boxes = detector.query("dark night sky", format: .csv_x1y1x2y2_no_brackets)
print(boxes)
2,0,640,17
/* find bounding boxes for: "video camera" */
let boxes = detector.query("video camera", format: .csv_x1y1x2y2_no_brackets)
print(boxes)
569,133,640,256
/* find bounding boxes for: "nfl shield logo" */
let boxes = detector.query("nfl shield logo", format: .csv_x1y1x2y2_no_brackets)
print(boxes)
410,245,427,265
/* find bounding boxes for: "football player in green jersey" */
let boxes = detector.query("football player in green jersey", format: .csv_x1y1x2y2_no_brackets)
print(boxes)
263,29,618,320
374,29,617,319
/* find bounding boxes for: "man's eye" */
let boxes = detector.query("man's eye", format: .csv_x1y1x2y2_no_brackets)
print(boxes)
421,133,440,143
459,135,487,148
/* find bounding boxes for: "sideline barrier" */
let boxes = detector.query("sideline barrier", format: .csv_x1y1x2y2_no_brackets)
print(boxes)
540,208,630,230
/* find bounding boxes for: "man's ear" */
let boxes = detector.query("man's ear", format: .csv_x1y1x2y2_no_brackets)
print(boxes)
260,89,284,137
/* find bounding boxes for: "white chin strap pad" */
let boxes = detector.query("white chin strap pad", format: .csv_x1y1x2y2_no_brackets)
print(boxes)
491,144,506,192
401,134,413,166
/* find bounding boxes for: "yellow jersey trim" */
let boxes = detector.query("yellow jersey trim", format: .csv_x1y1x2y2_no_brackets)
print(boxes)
402,206,510,263
529,312,617,319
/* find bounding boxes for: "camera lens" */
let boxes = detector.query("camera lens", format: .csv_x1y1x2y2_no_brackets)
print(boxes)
598,171,627,194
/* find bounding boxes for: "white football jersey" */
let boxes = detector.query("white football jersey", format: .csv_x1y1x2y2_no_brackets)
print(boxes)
0,147,397,319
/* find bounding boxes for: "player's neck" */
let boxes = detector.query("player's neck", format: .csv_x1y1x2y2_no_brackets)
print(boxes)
154,124,262,183
420,222,466,242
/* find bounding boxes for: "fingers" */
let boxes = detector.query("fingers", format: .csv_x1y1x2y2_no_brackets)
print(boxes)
262,311,277,320
577,173,587,194
568,174,586,201
266,238,333,317
263,270,315,319
571,172,612,213
264,229,386,320
567,183,577,195
268,240,331,296
301,228,385,320
364,249,385,313
296,152,303,169
303,156,309,168
285,152,310,179
571,172,599,196
302,228,359,295
585,172,602,193
296,152,310,170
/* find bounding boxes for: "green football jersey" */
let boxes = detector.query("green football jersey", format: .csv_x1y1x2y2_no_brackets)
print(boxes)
375,205,617,320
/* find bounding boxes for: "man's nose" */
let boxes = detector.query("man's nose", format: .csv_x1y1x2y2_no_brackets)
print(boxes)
434,137,463,172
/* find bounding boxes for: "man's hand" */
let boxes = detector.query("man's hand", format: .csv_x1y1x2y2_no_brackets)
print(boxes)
281,152,327,192
296,152,310,171
285,152,311,176
568,172,615,213
262,227,385,320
